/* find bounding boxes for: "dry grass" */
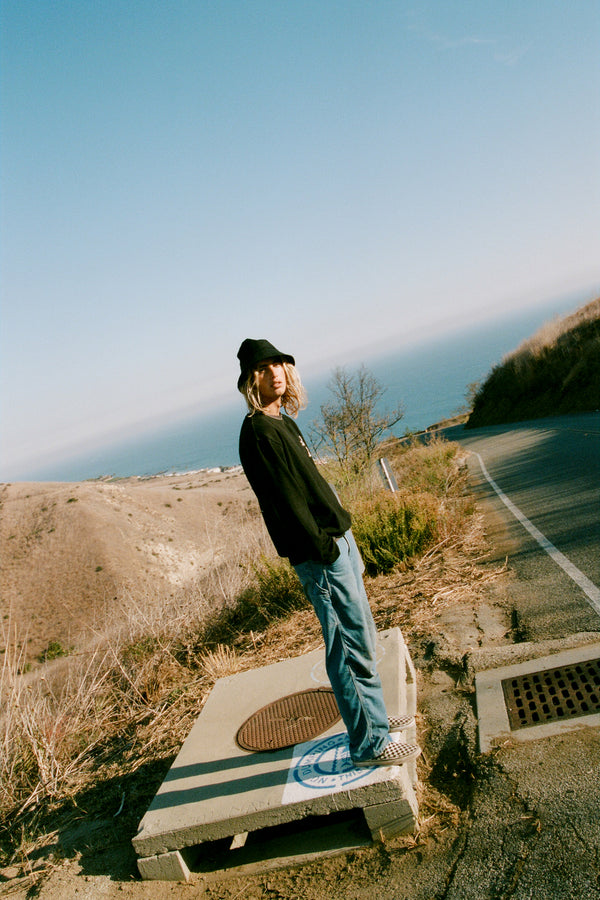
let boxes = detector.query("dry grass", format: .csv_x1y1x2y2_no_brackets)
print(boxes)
468,295,600,426
508,296,600,363
0,438,504,885
368,509,505,641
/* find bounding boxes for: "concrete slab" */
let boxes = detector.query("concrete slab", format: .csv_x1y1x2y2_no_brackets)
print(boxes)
133,627,419,880
475,641,600,753
136,849,192,882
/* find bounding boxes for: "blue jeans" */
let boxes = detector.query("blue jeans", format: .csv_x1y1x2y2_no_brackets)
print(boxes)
293,530,389,763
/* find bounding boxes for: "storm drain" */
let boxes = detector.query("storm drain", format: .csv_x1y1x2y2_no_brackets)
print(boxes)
502,657,600,730
236,687,341,751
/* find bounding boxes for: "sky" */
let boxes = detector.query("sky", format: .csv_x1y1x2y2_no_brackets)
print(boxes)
1,1,599,479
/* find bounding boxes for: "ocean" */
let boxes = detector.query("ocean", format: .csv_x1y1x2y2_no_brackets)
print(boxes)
26,301,575,482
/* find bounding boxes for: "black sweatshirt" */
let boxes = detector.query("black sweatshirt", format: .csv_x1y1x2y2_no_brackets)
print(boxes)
239,412,351,565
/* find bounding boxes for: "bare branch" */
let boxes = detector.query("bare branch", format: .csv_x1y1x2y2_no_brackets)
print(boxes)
310,366,404,481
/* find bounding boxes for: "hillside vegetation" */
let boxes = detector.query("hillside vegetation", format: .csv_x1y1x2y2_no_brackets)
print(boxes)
467,296,600,427
0,436,501,892
0,470,256,667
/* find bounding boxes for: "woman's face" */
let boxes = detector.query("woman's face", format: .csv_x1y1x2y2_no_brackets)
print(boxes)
257,358,286,406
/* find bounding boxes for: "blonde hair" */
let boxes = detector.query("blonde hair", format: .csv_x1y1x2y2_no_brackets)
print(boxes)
240,361,307,417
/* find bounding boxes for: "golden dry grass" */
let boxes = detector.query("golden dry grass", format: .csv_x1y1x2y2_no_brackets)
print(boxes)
507,295,600,364
468,295,600,426
0,469,265,666
0,439,507,889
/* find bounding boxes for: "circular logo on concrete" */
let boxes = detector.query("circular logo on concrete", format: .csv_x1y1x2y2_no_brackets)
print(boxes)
292,733,372,790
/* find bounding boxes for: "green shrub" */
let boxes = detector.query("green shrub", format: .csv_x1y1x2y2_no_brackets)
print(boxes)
122,635,161,666
468,297,600,426
37,641,71,663
351,492,440,576
205,557,308,642
387,436,460,497
252,557,306,611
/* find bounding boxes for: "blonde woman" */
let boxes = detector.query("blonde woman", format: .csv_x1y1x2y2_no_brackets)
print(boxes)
236,338,420,769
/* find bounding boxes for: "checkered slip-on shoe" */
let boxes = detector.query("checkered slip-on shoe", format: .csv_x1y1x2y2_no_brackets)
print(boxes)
354,740,421,768
388,714,415,730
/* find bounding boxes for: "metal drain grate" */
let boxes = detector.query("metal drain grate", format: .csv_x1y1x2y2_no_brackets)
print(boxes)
502,657,600,730
236,687,342,751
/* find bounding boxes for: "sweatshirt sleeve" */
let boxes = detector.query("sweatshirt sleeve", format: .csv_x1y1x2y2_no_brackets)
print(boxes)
245,424,341,565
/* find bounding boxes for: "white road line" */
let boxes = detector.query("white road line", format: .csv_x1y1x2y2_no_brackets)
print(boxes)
473,451,600,618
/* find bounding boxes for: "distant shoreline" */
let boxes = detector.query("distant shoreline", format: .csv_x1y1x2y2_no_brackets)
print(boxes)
3,414,474,487
85,463,245,485
6,298,581,483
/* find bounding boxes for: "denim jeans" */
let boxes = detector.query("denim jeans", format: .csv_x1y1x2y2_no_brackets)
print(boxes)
293,530,389,762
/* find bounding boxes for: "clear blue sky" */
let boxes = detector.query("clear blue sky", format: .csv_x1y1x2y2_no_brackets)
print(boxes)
1,1,599,478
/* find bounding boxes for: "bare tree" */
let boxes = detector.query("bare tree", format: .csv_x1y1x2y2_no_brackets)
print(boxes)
311,366,404,480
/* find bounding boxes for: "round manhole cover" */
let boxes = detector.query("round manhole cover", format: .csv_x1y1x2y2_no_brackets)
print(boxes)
236,687,342,751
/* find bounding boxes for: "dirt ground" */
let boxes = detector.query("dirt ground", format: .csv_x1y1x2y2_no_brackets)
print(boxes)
2,467,599,899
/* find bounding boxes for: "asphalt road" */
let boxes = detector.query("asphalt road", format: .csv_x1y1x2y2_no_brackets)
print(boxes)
444,412,600,642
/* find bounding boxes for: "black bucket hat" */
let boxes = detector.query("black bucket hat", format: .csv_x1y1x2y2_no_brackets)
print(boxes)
237,338,295,390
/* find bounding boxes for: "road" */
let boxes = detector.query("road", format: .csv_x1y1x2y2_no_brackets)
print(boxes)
443,412,600,642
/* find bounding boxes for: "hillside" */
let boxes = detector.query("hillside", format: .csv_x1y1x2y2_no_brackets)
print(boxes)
467,296,600,427
0,469,257,667
4,438,598,899
1,438,511,896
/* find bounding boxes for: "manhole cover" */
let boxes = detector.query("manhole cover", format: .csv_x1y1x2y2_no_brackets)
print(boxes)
502,657,600,730
236,687,342,751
